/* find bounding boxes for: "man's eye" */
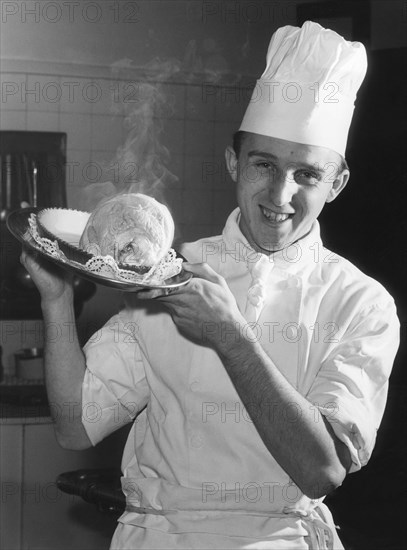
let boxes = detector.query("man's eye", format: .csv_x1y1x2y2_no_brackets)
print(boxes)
254,162,274,175
297,171,319,183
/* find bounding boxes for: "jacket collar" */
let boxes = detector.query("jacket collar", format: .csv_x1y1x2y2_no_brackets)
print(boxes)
220,207,323,277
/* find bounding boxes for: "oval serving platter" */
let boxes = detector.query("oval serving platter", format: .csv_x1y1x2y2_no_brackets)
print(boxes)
6,207,192,292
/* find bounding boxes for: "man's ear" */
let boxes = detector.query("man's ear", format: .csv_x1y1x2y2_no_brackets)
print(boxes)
225,146,238,183
326,169,350,203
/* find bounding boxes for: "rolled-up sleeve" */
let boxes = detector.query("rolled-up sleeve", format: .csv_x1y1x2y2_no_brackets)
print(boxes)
81,313,150,446
306,299,400,472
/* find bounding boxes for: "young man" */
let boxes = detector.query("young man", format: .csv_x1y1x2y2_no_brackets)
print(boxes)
22,22,399,549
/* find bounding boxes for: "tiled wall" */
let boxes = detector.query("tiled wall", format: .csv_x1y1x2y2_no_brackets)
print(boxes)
1,66,248,243
0,62,251,343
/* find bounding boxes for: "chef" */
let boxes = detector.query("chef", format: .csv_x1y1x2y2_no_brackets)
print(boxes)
22,21,399,549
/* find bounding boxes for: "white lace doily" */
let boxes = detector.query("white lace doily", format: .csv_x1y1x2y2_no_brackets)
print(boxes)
28,214,182,284
28,213,65,259
84,249,182,284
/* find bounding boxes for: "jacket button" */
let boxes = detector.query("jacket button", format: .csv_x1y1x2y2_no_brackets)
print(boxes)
288,277,300,288
191,434,204,448
285,325,297,340
190,379,200,391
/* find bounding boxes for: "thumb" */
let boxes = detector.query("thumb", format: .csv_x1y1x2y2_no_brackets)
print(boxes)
183,262,224,285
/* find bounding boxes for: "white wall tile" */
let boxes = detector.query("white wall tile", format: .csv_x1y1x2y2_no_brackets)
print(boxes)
185,119,214,156
26,111,59,132
26,75,61,113
164,188,183,225
1,73,27,111
159,83,185,120
161,118,185,155
65,149,93,190
180,224,215,244
166,153,184,188
213,189,237,226
214,121,236,156
91,114,124,151
66,184,86,210
60,112,92,151
211,153,233,190
185,154,229,189
186,84,216,121
58,76,98,114
214,84,250,123
91,148,117,167
182,189,213,224
91,78,116,116
88,149,123,195
0,110,26,131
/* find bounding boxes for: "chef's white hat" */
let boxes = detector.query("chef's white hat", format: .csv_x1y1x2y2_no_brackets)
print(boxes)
239,21,367,156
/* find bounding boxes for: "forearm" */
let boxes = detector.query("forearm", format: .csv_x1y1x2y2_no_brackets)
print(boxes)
41,290,92,450
157,263,351,496
217,334,351,498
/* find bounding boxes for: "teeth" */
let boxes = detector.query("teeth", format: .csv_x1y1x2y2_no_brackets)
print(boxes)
261,206,290,222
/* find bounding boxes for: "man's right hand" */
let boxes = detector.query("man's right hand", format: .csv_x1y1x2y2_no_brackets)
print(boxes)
20,248,74,304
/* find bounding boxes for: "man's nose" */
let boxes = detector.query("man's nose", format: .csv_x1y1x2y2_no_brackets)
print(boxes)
269,172,295,206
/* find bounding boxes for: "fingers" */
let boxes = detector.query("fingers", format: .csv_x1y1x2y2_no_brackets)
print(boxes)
20,247,39,272
136,284,181,299
135,261,221,300
20,247,48,273
134,262,225,301
183,262,225,285
20,245,40,262
20,247,30,264
134,288,171,300
20,246,71,283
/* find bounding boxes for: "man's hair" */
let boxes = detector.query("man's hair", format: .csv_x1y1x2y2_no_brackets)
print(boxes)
232,130,349,175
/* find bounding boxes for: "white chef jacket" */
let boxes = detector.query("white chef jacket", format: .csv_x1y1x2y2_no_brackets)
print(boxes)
82,208,399,549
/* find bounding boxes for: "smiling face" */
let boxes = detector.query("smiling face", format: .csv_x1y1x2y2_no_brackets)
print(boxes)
225,133,349,253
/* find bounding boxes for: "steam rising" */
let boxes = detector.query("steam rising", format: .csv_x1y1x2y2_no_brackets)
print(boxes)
80,41,233,213
114,82,177,196
80,58,181,212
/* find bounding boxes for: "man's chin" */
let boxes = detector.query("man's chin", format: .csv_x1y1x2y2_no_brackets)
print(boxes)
254,226,313,254
254,240,288,255
256,233,304,254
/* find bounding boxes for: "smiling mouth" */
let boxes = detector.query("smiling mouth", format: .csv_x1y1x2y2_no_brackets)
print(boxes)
260,205,293,223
